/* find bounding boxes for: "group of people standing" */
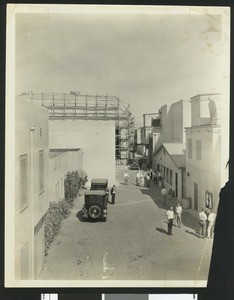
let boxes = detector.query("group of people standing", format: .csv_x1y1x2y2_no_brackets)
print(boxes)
198,208,216,239
166,203,183,235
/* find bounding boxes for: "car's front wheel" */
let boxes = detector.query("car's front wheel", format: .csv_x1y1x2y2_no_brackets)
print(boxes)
88,205,102,219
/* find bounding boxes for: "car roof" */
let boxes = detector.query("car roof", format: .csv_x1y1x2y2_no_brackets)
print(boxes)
84,190,106,196
91,178,108,184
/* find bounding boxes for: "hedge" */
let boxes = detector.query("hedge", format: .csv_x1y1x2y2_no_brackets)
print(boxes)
44,169,88,256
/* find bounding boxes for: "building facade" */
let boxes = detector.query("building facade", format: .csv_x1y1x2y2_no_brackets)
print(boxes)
185,93,222,211
49,149,83,203
49,120,116,186
154,143,186,200
15,98,49,279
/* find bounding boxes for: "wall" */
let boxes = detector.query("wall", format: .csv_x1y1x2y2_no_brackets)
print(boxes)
190,94,221,127
49,150,83,203
15,99,49,279
49,120,115,187
161,100,191,144
185,126,221,211
154,147,183,200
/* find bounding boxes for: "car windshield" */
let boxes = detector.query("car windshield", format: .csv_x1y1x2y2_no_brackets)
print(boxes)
85,195,104,202
90,184,107,190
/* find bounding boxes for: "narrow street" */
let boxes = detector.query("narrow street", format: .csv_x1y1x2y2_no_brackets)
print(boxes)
39,166,213,282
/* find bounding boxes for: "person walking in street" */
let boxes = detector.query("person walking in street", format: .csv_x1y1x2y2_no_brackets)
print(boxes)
149,168,153,180
161,188,167,205
145,173,150,188
198,208,208,238
110,185,116,204
139,159,142,169
207,209,216,239
136,171,141,186
139,171,144,187
175,202,183,228
153,170,157,184
166,206,175,235
124,170,129,185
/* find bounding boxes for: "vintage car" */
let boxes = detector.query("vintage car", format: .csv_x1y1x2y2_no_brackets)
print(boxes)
90,178,109,201
82,190,107,222
129,162,140,170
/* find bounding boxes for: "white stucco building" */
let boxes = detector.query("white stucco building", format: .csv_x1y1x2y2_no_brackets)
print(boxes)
14,98,49,280
154,143,186,200
49,149,83,203
152,100,191,198
185,93,222,211
49,120,116,187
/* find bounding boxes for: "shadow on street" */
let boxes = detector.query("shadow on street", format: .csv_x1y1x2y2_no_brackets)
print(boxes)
185,229,200,238
76,210,85,222
139,181,200,234
156,227,168,235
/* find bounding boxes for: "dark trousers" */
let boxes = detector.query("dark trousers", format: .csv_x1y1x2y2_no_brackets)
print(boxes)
167,219,173,235
111,194,115,204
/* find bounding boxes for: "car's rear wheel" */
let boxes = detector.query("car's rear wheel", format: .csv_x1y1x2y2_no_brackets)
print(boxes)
88,205,102,219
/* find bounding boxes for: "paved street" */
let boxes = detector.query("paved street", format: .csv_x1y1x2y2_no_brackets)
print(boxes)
39,166,213,282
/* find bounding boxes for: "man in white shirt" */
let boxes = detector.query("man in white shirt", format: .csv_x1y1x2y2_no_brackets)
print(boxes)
175,202,183,228
207,210,216,238
166,206,174,235
199,208,208,238
124,170,129,185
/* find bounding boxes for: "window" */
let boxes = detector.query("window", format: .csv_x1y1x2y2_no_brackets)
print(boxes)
166,168,169,182
196,140,202,160
188,139,192,158
169,170,172,185
39,150,44,194
20,154,28,211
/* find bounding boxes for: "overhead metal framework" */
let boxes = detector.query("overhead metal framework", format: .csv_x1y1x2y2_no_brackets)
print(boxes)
19,92,134,164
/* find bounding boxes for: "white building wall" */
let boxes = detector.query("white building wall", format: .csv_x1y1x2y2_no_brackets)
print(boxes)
49,150,83,203
15,99,49,279
154,147,183,200
161,100,191,144
49,120,115,187
185,127,221,211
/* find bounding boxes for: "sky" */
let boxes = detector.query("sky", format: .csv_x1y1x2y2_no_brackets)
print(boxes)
15,6,226,126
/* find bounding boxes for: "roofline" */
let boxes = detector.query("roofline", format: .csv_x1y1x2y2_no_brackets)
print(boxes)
190,93,221,99
185,124,221,130
154,143,185,169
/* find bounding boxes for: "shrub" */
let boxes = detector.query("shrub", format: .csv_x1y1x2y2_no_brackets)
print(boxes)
44,200,71,256
44,169,88,256
64,169,88,202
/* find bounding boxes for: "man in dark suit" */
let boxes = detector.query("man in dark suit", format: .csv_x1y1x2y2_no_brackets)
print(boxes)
110,185,116,204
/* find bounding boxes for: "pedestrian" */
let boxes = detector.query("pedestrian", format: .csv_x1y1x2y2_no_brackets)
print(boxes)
139,171,144,187
145,173,150,188
110,185,116,204
136,171,141,186
139,159,142,169
153,170,157,184
207,209,216,239
161,188,167,205
166,206,175,235
124,170,129,185
175,202,183,227
198,208,208,238
149,168,153,180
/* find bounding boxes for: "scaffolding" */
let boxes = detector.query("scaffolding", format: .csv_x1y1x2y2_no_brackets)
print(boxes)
19,92,134,165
